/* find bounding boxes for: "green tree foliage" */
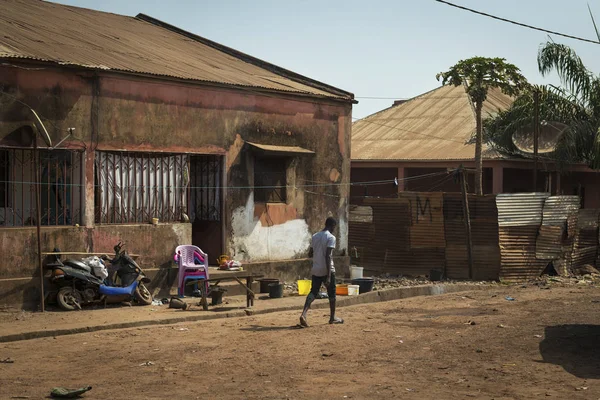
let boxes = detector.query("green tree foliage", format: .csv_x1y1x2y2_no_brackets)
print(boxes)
437,57,528,194
486,42,600,170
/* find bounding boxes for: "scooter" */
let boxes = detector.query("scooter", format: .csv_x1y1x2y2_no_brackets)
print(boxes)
48,242,153,311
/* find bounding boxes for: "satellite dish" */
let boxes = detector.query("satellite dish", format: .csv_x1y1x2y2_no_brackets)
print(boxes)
511,121,568,154
29,108,52,148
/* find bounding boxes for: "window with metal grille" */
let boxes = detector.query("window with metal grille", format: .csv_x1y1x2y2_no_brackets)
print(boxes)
95,151,189,224
189,155,221,222
0,148,84,227
254,156,287,203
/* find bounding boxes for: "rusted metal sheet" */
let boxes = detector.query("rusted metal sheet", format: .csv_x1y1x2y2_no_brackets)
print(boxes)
348,192,501,279
571,209,600,269
535,196,580,262
498,226,548,281
444,193,500,280
535,225,564,260
352,194,445,276
496,193,550,281
352,85,512,161
0,1,351,101
404,192,445,248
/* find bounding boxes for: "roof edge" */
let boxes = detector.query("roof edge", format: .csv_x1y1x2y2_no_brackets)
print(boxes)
135,13,355,102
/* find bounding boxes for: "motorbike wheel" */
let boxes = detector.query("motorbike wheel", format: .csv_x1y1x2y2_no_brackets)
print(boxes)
134,282,153,305
57,287,83,311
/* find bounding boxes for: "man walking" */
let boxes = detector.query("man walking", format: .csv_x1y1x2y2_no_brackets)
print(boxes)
299,217,343,327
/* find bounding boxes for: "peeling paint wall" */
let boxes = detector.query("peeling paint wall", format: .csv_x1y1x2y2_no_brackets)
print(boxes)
230,194,311,261
0,64,352,284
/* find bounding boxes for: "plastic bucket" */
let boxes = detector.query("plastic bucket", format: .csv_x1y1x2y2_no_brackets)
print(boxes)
348,284,360,296
351,278,374,294
258,279,280,293
297,280,312,295
350,266,364,280
210,288,226,306
336,284,349,296
268,283,284,299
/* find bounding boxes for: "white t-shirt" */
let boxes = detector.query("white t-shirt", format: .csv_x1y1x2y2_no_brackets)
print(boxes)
311,230,336,277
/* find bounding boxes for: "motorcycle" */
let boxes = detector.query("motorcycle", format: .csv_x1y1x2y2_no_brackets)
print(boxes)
47,242,153,311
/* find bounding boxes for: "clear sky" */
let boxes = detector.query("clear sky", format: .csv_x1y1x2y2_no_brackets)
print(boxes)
52,0,600,119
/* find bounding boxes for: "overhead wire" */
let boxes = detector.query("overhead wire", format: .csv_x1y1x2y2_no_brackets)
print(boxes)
0,171,450,191
435,0,600,45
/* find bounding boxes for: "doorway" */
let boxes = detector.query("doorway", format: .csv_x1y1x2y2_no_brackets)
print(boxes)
189,155,223,265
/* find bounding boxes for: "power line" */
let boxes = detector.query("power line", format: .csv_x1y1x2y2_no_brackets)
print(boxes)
435,0,600,45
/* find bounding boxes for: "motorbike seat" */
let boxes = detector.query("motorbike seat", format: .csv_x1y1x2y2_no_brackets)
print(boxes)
63,259,92,274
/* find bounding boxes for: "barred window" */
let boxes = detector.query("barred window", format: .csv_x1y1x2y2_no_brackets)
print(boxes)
0,148,84,227
95,151,189,224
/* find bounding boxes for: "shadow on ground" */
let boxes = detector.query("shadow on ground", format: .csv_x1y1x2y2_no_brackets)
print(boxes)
239,324,303,332
539,324,600,379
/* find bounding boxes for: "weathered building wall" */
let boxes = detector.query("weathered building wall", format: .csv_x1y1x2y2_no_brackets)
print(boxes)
0,223,191,307
0,65,351,305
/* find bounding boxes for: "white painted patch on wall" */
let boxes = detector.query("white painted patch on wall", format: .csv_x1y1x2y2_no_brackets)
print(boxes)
337,217,348,254
230,194,311,262
337,197,349,254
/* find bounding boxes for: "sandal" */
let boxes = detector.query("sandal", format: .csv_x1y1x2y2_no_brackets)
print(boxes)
329,317,344,324
300,315,309,327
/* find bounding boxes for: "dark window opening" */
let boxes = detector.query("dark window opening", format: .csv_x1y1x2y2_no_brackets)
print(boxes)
254,157,287,203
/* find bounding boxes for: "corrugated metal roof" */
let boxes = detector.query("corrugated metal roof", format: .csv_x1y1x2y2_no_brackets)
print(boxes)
0,0,353,101
246,142,315,155
351,85,513,160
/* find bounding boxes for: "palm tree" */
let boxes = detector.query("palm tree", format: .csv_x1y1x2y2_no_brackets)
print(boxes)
486,42,600,170
437,57,528,194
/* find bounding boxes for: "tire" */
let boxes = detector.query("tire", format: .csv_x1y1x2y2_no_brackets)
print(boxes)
134,282,153,305
57,287,83,311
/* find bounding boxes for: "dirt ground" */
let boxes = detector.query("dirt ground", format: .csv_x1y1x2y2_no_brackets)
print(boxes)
1,285,600,400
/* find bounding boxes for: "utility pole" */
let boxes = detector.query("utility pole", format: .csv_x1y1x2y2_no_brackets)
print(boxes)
34,137,44,312
533,89,540,192
459,167,474,279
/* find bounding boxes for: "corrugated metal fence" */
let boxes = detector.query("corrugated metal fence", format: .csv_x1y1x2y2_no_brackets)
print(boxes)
349,191,599,281
349,192,499,279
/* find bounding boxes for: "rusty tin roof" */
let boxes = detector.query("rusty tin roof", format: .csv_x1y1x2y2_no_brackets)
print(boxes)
0,0,353,102
352,85,513,161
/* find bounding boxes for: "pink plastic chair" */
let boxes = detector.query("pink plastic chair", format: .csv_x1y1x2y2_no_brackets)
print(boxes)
175,245,209,297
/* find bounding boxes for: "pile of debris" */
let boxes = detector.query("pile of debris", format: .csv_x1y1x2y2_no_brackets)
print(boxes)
528,264,600,287
370,275,494,290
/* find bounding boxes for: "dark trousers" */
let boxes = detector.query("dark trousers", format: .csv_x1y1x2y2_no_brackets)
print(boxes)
310,273,336,299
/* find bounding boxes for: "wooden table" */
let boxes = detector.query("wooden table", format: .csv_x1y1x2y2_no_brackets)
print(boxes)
185,268,264,310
